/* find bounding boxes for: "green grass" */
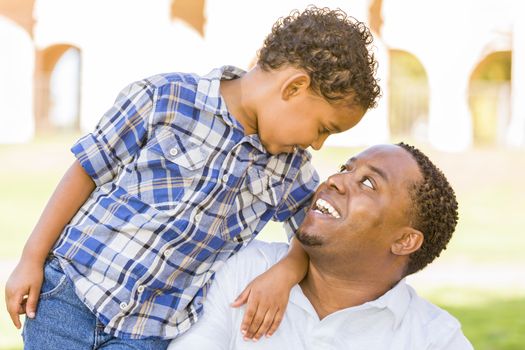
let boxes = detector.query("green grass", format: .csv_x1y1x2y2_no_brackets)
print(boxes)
429,289,525,350
1,136,524,349
444,299,525,350
0,134,79,258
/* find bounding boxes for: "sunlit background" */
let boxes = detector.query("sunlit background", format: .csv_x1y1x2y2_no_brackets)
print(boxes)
1,0,524,349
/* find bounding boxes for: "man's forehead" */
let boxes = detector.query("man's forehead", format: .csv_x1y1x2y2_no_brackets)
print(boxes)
346,144,404,163
345,145,419,182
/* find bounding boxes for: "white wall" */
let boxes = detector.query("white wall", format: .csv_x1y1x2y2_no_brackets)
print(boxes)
508,11,525,147
1,0,523,150
0,16,34,143
382,0,520,150
33,0,377,134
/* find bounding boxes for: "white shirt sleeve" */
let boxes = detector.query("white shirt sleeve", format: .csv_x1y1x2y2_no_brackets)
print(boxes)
167,241,290,349
432,328,474,350
168,261,236,350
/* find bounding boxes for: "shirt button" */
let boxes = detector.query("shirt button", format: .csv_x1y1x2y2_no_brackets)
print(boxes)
137,285,145,293
164,248,173,257
119,302,128,310
169,148,178,156
221,174,228,183
195,212,203,221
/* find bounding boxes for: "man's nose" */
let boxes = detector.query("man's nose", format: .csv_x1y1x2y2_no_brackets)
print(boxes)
311,134,329,150
326,172,347,194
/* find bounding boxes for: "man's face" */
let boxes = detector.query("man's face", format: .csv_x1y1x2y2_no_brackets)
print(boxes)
296,144,422,264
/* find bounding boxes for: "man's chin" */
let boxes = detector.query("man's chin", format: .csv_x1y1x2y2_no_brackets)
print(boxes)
295,230,324,247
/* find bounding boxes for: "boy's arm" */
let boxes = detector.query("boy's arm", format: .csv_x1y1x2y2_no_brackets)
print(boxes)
6,78,155,329
231,238,307,340
5,160,95,329
232,157,318,340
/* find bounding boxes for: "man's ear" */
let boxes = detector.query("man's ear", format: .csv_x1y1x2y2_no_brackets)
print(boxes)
281,72,310,101
391,227,424,256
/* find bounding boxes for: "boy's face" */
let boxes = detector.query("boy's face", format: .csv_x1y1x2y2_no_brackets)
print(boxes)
257,89,365,155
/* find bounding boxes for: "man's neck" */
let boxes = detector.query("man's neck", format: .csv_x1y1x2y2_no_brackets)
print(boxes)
299,264,399,320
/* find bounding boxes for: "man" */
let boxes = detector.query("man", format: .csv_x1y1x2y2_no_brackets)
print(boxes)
168,143,473,349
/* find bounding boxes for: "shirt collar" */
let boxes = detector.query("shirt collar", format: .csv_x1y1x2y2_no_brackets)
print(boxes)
195,65,246,120
289,284,320,320
195,66,309,157
365,279,412,329
289,278,412,328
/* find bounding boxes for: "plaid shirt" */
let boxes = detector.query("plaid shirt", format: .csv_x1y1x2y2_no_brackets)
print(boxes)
52,66,319,340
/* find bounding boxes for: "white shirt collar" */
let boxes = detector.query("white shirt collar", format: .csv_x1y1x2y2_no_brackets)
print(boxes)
289,278,412,328
365,279,412,329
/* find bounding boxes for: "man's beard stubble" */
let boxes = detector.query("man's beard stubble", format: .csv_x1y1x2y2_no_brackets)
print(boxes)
295,227,324,246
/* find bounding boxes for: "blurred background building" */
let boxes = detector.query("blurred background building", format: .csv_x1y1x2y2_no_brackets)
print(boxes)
0,0,523,151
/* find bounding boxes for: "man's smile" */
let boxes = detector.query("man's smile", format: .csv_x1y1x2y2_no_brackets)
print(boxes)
312,198,341,219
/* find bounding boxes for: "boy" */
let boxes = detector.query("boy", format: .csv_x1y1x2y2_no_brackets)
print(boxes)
5,6,380,349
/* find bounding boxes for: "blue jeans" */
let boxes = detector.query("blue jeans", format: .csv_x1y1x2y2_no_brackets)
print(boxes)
22,256,170,350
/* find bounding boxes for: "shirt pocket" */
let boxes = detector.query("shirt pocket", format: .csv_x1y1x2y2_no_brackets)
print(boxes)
246,166,284,208
123,131,209,210
150,132,208,171
221,166,284,243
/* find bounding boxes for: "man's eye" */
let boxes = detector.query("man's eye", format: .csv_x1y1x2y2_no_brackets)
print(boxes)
361,177,374,189
339,164,347,172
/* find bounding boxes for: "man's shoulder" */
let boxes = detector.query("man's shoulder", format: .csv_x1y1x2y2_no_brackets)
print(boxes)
220,240,289,281
407,285,460,325
403,284,467,343
372,282,472,349
231,240,289,269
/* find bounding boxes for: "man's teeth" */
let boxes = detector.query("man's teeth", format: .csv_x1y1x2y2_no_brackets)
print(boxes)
314,198,341,218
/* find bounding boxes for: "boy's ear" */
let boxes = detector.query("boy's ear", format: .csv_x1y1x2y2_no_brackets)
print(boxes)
281,72,311,100
391,227,424,256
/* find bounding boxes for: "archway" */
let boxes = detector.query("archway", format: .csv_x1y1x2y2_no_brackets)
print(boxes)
34,44,81,132
170,0,205,37
468,51,511,146
388,49,429,139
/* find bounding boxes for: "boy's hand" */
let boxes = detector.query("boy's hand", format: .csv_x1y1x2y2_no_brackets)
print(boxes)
5,260,44,329
231,264,293,341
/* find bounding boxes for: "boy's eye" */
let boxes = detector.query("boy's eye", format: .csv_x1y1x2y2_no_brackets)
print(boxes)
361,177,375,190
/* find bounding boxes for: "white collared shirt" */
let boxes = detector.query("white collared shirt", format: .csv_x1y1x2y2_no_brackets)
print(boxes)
169,241,473,350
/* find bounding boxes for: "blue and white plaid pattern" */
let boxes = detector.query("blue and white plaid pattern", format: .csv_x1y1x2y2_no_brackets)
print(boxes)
52,66,319,340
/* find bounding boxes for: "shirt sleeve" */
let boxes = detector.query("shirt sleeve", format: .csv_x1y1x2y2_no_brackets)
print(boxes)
71,80,156,186
168,260,236,349
428,312,474,350
432,328,474,350
273,157,319,241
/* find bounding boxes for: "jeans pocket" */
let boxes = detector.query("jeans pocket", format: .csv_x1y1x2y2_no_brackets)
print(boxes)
40,257,68,299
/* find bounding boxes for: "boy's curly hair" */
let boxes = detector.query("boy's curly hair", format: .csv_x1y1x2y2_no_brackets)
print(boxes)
257,6,381,110
397,142,459,276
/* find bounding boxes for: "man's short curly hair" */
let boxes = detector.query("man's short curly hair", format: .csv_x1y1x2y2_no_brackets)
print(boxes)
257,6,381,110
397,142,459,276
